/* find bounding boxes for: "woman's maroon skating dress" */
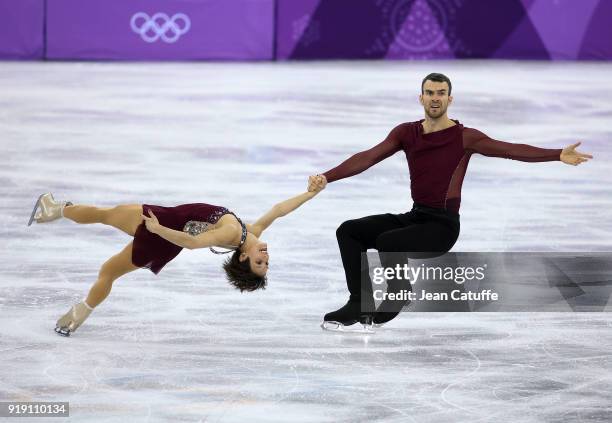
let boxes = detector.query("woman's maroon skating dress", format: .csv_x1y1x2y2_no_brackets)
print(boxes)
131,203,238,274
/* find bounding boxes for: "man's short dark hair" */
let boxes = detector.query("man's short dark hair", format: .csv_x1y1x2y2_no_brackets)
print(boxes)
421,73,452,95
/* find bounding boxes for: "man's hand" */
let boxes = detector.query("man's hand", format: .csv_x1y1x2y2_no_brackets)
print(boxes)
561,142,593,166
308,174,327,192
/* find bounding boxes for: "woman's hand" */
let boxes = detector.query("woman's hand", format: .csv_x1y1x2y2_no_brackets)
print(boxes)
141,209,161,234
560,142,593,166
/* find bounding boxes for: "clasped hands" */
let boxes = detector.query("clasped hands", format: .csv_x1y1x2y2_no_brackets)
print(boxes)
308,174,328,193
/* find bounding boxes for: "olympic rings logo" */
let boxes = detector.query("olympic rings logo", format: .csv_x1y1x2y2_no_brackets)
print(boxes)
130,12,191,43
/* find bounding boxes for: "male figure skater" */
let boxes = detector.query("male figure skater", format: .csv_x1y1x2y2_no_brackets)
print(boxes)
308,73,593,331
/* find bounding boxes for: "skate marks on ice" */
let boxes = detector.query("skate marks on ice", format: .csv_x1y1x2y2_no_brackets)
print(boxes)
3,286,612,421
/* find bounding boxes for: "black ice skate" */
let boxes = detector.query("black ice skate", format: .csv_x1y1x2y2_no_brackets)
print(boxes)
372,311,400,328
372,278,412,327
321,300,375,333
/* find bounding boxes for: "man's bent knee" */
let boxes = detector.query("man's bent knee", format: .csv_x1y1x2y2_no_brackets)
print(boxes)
336,219,360,240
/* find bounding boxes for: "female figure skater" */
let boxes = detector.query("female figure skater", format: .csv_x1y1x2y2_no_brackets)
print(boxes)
28,187,325,336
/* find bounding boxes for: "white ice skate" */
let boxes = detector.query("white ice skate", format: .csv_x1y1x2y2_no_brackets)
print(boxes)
55,301,93,337
27,193,72,226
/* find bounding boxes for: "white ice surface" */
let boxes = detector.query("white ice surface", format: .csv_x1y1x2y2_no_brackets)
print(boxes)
1,61,611,422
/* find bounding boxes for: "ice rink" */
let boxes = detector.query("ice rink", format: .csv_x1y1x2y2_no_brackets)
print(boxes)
1,61,611,422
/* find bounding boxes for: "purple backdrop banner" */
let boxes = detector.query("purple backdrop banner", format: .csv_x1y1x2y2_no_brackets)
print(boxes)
46,0,274,60
0,0,44,59
276,0,612,60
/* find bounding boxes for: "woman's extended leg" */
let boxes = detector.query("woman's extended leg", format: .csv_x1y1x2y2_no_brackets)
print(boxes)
85,241,139,307
63,204,143,236
55,241,140,336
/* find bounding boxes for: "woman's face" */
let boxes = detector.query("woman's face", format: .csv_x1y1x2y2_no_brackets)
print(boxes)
242,241,269,277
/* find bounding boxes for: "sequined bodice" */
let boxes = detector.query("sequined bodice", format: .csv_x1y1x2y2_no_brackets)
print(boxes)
183,221,211,236
182,207,229,236
174,205,247,254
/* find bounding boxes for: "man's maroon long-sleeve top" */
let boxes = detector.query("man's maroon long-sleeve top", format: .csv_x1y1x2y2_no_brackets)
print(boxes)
322,120,562,213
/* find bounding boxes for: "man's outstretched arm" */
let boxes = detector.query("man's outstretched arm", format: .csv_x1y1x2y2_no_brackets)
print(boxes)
463,128,593,165
308,124,406,190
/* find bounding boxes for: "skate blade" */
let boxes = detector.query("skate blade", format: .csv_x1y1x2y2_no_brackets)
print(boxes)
54,326,71,337
320,321,375,334
27,194,45,226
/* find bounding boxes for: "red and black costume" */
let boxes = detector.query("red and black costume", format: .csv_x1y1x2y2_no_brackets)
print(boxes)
322,120,561,325
132,203,244,274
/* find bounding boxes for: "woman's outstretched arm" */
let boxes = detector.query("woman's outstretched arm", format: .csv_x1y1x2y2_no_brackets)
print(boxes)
250,188,324,237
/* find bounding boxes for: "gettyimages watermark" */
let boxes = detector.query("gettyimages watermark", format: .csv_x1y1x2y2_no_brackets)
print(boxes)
360,252,612,312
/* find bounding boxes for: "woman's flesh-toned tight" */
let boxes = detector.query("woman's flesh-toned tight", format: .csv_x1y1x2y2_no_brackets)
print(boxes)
62,205,143,308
